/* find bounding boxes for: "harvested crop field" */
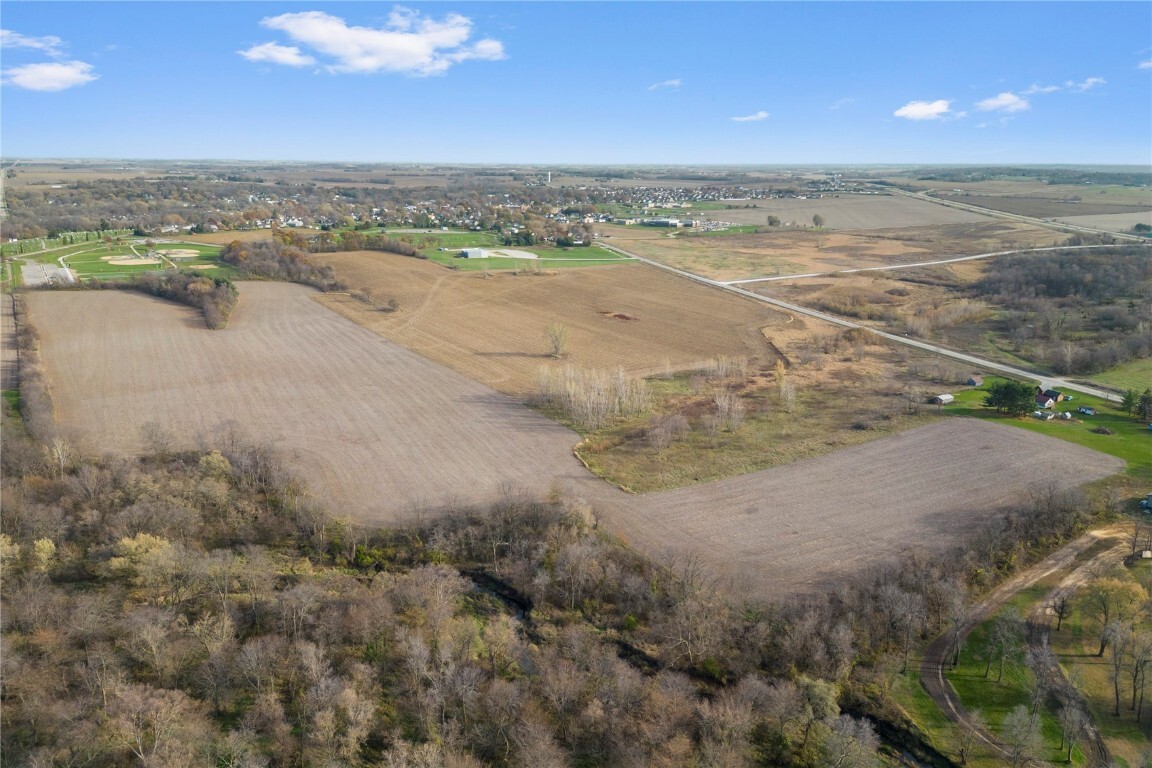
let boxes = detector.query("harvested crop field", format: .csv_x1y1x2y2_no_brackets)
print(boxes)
593,419,1125,596
1055,210,1152,232
313,253,797,395
934,193,1151,219
699,194,990,229
26,288,1127,597
609,221,1060,282
26,284,585,521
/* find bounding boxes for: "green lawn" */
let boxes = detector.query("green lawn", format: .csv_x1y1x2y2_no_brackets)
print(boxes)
948,589,1089,766
1086,358,1152,394
943,379,1152,483
2,389,18,413
61,242,232,280
1049,559,1152,765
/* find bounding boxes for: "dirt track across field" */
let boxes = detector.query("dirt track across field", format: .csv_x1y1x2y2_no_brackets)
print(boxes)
28,284,1125,596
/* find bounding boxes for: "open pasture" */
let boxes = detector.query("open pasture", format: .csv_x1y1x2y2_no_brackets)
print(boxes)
314,252,796,396
606,221,1060,282
696,193,990,229
26,284,584,522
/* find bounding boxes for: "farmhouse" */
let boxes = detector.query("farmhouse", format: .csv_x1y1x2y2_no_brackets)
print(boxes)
966,375,984,387
1037,386,1065,402
1035,395,1056,409
930,393,954,405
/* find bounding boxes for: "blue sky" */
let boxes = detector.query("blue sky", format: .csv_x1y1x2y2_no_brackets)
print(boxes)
2,1,1150,164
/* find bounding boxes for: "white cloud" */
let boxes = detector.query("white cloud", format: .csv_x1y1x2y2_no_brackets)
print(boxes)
3,60,97,91
245,8,506,77
1066,76,1105,91
893,99,953,120
976,91,1030,113
829,97,855,110
1140,59,1152,70
648,78,681,91
730,110,769,122
239,42,316,67
0,30,64,56
1022,83,1060,95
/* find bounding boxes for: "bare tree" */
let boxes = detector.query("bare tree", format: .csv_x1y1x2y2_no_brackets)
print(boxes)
1057,705,1086,762
1046,588,1073,632
1001,704,1041,767
956,709,986,765
545,322,568,358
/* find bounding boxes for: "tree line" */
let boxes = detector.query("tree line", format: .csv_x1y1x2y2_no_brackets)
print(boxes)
974,247,1152,375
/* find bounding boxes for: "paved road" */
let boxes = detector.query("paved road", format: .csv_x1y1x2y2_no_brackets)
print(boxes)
20,258,75,287
885,187,1148,244
599,241,1124,403
723,243,1138,286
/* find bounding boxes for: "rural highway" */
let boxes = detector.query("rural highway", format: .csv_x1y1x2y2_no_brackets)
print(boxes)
883,186,1148,244
598,241,1126,403
723,243,1133,285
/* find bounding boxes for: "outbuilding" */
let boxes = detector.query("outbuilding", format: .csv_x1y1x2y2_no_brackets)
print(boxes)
461,248,489,259
930,394,955,405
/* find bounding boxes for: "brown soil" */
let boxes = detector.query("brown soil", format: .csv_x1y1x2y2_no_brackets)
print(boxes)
27,287,1125,598
313,252,795,396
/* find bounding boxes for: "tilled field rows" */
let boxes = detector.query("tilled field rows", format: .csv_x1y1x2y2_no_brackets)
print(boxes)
28,285,1125,597
28,284,587,520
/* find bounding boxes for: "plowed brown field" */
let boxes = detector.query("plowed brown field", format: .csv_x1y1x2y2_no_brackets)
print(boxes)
27,284,585,521
313,254,796,395
28,286,1125,597
593,419,1124,595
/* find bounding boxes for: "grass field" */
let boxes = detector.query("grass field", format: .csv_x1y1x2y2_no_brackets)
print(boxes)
1050,558,1152,765
947,584,1089,766
61,241,230,280
1084,359,1152,394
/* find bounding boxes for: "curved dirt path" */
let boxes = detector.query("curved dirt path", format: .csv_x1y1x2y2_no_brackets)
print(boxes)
920,525,1127,766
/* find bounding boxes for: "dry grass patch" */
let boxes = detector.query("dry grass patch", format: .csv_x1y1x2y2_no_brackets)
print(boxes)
613,222,1061,282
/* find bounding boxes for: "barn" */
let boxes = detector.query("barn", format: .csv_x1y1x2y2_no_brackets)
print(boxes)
930,394,955,405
